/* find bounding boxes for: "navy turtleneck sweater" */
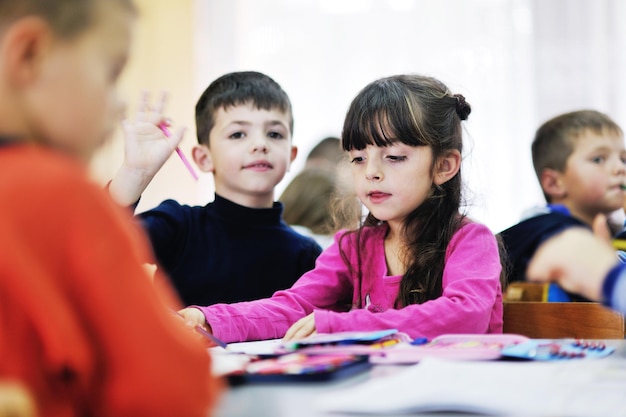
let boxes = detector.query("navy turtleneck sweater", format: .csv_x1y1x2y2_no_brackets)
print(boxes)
137,194,322,306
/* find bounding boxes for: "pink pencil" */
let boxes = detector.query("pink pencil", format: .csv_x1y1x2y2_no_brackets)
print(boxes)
158,122,199,181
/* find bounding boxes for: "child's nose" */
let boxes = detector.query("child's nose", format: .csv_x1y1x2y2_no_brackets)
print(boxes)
612,156,626,175
365,161,383,181
251,135,269,154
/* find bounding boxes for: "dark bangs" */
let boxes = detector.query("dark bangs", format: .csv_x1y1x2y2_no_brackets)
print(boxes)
342,78,428,151
212,83,291,116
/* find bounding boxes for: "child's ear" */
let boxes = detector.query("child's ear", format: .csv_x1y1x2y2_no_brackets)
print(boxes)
433,149,461,186
192,144,214,173
540,168,566,199
288,145,298,168
1,17,50,87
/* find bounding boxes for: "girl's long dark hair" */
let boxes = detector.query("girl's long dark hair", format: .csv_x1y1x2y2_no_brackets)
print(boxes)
338,74,471,308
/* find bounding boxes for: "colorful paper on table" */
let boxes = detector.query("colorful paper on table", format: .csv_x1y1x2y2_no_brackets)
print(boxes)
281,329,400,351
226,353,371,384
370,333,530,364
282,333,529,363
500,339,615,361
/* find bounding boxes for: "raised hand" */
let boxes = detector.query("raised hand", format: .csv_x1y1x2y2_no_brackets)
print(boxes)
121,91,184,172
109,91,186,206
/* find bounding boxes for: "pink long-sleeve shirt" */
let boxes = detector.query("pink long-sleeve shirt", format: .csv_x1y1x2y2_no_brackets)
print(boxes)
199,220,503,342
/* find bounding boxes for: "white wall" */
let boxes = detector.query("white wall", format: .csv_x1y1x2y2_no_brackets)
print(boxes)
92,0,626,233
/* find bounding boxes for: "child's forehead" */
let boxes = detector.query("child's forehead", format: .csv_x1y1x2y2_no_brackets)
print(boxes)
214,102,291,127
571,129,625,151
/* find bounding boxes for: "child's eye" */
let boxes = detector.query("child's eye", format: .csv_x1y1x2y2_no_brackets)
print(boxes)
268,131,284,139
350,156,364,164
591,156,605,164
229,132,245,139
387,155,407,162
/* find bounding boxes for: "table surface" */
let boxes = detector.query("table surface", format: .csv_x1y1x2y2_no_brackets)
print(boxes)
213,339,626,417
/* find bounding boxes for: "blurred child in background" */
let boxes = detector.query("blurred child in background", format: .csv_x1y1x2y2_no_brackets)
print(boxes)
499,110,626,284
0,1,220,416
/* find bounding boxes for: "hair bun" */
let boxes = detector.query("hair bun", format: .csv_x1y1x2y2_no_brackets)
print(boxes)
453,94,471,121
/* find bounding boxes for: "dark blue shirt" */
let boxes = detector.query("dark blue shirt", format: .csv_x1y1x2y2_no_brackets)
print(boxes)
498,205,586,283
137,194,322,306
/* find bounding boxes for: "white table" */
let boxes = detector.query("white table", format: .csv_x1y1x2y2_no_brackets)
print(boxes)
213,340,626,417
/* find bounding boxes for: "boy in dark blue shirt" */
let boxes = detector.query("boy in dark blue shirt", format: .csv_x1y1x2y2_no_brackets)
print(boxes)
109,72,322,306
499,110,626,284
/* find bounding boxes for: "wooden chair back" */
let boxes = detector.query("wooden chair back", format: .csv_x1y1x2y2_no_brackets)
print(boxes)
503,301,625,339
504,282,547,302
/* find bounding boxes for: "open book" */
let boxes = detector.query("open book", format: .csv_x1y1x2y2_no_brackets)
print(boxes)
316,357,626,416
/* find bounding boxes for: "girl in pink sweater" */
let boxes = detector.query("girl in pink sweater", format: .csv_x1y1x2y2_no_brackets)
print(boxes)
179,74,503,342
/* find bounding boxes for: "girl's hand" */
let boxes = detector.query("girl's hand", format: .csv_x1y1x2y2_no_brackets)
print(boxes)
177,307,208,329
109,91,186,206
283,313,317,341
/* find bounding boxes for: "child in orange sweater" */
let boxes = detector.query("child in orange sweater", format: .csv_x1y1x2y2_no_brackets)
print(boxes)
0,1,220,416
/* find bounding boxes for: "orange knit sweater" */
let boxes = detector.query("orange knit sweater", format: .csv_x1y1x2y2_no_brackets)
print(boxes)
0,144,221,417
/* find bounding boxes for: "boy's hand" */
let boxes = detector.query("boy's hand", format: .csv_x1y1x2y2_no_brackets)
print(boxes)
109,92,185,206
526,227,615,302
283,313,317,341
122,91,185,173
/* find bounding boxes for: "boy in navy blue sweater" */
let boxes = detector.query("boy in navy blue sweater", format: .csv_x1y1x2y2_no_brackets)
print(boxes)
499,110,626,284
109,72,322,306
